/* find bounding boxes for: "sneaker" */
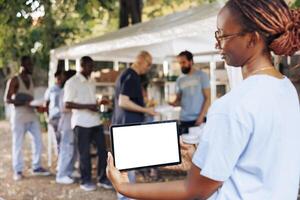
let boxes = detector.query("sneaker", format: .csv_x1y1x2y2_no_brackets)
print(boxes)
97,178,113,189
56,176,74,184
70,170,80,179
80,182,96,192
32,167,51,176
13,172,23,181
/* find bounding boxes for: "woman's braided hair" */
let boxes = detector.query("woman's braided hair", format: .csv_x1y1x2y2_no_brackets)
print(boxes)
226,0,300,56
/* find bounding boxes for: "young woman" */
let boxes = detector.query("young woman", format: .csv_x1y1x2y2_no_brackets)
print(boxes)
107,0,300,199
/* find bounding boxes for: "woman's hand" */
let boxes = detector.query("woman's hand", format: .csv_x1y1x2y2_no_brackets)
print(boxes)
106,152,129,192
180,140,196,162
164,140,196,171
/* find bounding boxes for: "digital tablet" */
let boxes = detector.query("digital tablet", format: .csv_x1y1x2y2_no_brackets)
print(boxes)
110,120,181,171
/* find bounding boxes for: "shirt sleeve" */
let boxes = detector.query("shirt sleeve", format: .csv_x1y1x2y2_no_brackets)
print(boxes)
63,80,76,103
201,72,210,89
192,113,251,181
120,75,138,98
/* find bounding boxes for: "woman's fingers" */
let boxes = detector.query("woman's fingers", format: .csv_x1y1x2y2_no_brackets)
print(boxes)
106,152,115,181
108,152,114,167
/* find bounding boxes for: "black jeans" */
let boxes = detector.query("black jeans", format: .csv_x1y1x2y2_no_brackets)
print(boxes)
179,120,197,135
74,125,107,184
179,117,207,135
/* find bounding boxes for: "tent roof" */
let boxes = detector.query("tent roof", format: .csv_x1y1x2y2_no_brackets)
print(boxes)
51,2,224,63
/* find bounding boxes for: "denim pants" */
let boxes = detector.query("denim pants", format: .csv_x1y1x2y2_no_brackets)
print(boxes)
11,120,42,173
74,125,108,184
56,129,76,179
47,121,59,156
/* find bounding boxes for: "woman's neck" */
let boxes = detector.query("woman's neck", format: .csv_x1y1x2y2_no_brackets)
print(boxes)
243,54,273,74
242,54,284,79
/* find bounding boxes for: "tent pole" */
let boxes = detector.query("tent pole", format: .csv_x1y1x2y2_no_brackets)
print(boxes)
113,60,119,71
76,59,80,71
65,59,70,71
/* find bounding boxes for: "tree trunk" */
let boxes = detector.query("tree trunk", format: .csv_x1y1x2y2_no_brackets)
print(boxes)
119,0,142,28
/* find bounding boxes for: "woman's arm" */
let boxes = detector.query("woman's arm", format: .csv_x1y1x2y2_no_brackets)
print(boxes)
106,153,222,200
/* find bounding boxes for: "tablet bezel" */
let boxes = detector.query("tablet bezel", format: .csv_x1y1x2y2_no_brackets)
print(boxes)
110,120,181,171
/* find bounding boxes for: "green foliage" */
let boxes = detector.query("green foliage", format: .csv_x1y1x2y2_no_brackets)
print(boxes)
0,0,217,76
0,0,119,73
144,0,217,18
291,0,300,8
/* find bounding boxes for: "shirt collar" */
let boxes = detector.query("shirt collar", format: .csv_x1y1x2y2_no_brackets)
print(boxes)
77,72,89,82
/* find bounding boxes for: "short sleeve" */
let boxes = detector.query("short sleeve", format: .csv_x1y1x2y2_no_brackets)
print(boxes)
192,113,251,181
63,80,76,103
201,72,210,89
120,75,138,98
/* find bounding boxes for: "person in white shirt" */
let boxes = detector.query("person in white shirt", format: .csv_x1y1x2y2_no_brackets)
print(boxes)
64,56,112,191
106,0,300,199
4,56,50,181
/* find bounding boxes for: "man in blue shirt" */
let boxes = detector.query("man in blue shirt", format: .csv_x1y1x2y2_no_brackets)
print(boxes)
170,50,210,133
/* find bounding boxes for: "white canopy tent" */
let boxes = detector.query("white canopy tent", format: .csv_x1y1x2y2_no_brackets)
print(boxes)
49,2,225,83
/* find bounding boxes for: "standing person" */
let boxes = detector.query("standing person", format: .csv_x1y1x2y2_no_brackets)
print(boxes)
169,50,210,134
44,70,64,153
64,56,112,191
111,51,157,200
56,70,77,184
107,0,300,199
4,56,50,181
112,51,156,125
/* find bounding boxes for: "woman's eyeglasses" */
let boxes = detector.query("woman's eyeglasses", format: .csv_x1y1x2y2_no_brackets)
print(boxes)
215,30,248,48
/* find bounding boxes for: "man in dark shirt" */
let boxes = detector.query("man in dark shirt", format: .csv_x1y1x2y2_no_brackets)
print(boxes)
112,50,157,200
112,51,156,124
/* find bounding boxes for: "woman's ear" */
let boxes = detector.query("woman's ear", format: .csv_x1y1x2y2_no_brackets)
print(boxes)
247,31,260,48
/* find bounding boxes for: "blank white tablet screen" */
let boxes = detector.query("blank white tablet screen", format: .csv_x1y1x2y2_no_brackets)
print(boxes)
112,121,180,170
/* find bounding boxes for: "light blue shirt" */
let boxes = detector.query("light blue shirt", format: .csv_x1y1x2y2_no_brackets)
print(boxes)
44,84,62,120
176,70,210,121
192,75,300,200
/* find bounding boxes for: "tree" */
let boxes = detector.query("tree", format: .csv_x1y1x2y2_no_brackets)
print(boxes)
143,0,217,19
0,0,118,76
291,0,300,7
